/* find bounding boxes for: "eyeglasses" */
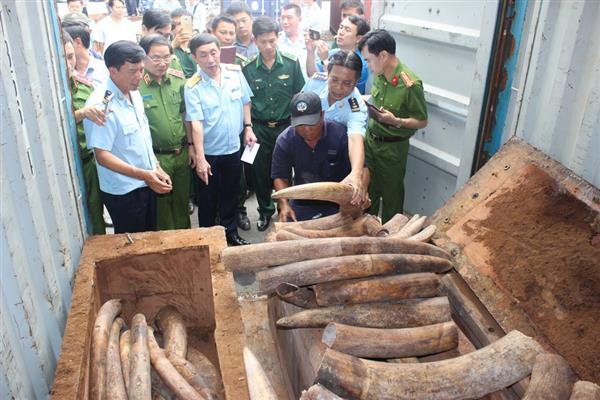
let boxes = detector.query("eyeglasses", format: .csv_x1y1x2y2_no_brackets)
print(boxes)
147,56,172,64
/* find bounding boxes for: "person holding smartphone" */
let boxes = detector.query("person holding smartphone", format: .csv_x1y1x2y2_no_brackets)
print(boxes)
358,29,428,223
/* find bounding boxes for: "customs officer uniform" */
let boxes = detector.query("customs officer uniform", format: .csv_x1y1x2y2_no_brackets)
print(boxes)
302,72,368,138
272,120,351,220
71,73,105,234
84,78,158,233
242,51,305,226
139,67,191,230
184,64,253,237
366,63,427,223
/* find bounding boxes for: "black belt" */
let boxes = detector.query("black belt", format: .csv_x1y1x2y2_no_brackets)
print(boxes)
369,131,409,143
254,117,291,128
153,145,186,155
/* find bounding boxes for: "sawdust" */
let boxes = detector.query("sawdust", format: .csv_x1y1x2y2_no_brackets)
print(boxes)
470,165,600,383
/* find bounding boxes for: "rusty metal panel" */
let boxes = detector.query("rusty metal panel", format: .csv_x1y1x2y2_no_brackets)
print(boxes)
504,0,600,188
1,1,86,398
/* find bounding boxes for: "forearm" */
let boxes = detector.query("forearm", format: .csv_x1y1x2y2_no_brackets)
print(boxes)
306,49,317,77
94,148,148,181
394,116,428,130
273,178,291,209
73,108,86,123
243,102,252,125
348,134,365,177
190,121,205,159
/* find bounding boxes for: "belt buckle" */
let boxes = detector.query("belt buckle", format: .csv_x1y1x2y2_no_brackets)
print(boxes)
267,121,277,128
174,147,182,155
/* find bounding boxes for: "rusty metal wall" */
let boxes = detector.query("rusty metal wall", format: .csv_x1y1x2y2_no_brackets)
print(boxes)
1,1,87,398
503,0,600,188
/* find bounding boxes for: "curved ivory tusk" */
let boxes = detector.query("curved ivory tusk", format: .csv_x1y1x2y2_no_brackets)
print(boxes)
276,297,451,329
313,272,441,306
315,330,545,400
382,213,410,234
392,215,427,239
523,353,575,400
243,347,278,400
321,321,458,359
275,229,307,241
300,384,346,399
407,225,437,242
569,381,600,400
222,237,452,272
283,215,369,238
271,182,363,216
257,254,453,294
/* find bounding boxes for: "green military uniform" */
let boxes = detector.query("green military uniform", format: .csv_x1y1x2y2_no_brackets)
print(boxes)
71,74,105,235
174,47,196,78
233,52,252,217
242,51,305,218
139,67,191,230
366,61,428,223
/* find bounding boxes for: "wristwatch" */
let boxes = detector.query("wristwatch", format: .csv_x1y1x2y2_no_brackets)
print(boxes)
244,123,253,129
395,119,403,129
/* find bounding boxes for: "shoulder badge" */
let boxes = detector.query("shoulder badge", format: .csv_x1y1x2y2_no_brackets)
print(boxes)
143,73,151,86
186,74,202,88
73,72,93,88
167,68,185,79
400,71,414,88
348,97,360,112
312,72,327,81
224,63,242,71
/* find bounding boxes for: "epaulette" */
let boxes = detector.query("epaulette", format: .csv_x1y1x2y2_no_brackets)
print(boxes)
400,71,414,88
73,72,93,87
348,97,360,112
186,74,202,88
312,72,327,81
167,68,185,79
280,51,298,61
237,53,249,63
224,63,242,71
143,73,151,86
236,54,249,67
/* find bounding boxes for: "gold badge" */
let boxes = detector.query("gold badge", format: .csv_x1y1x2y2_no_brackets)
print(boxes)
278,74,289,80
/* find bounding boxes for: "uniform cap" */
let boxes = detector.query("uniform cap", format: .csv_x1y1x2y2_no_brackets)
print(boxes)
62,12,92,27
290,92,322,127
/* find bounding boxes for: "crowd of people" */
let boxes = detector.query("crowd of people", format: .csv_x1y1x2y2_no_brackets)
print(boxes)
60,0,428,246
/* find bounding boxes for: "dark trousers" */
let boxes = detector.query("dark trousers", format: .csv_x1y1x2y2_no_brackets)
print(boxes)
195,152,241,236
101,186,157,234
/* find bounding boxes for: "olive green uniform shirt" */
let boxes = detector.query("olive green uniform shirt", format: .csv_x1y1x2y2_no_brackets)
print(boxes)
243,51,305,123
174,47,196,79
367,61,428,139
138,68,187,149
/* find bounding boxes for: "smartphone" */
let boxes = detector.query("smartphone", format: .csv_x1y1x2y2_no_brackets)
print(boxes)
366,102,385,121
181,15,193,35
309,29,321,41
220,46,236,64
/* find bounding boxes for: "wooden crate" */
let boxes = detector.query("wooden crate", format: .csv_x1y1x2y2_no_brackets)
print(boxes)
51,228,249,399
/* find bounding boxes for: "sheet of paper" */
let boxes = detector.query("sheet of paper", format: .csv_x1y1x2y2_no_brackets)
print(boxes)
241,143,260,164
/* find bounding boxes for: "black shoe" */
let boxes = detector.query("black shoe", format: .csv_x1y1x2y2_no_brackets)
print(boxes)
236,213,251,231
227,231,250,246
257,215,271,232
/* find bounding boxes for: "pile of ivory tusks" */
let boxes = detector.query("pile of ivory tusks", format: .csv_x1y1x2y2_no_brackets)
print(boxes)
90,301,224,400
225,183,600,400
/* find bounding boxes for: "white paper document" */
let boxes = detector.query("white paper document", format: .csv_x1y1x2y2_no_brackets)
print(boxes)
241,143,260,164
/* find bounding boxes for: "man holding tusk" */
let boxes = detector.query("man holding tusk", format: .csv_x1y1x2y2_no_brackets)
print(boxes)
271,92,369,222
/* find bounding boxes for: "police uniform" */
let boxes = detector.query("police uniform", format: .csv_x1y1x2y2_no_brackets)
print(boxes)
242,51,305,220
71,73,105,234
139,67,191,230
302,72,368,138
271,120,351,220
84,78,157,233
184,64,253,237
366,62,428,223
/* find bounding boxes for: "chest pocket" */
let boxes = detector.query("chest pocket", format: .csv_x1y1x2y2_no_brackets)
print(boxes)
371,87,382,106
273,74,292,97
252,79,267,93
